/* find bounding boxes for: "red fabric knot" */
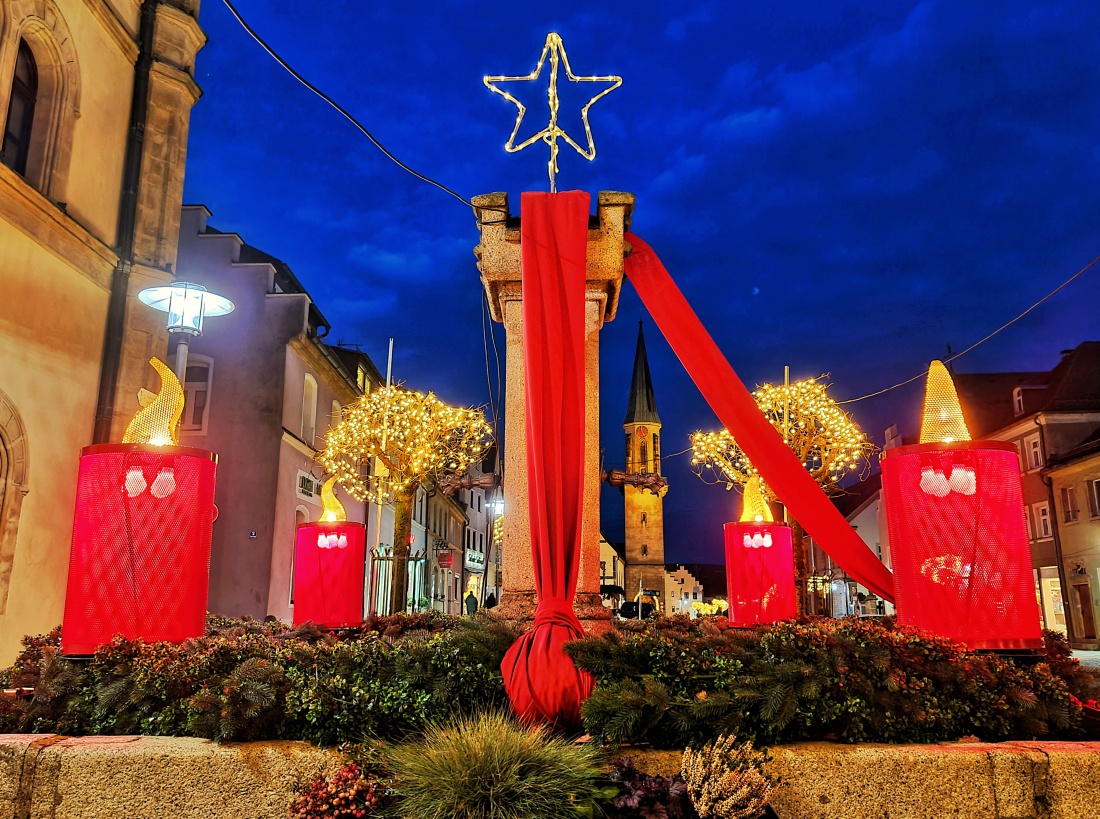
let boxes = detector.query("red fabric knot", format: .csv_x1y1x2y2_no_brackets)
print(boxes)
532,597,584,634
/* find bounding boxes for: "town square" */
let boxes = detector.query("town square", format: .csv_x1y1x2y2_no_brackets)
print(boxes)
0,1,1099,816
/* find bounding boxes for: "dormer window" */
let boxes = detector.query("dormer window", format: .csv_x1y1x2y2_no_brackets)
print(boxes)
1013,387,1024,417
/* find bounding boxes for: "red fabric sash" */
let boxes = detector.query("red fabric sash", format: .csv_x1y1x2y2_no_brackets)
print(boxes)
623,233,896,603
500,191,595,730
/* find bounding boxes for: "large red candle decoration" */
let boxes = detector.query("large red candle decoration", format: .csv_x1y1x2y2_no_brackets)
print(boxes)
293,478,365,628
723,477,797,626
880,361,1042,650
63,359,218,655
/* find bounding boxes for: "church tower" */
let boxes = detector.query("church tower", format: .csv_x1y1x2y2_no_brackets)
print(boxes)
623,322,668,599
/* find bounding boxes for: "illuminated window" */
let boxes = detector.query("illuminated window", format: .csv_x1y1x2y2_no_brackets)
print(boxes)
357,366,367,392
302,374,318,445
2,42,37,176
1033,502,1052,540
1060,486,1079,524
180,356,212,433
1013,387,1024,417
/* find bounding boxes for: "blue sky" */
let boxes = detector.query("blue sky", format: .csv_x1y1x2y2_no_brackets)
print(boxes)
185,1,1100,563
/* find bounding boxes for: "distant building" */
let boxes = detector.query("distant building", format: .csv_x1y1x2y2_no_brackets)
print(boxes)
599,537,626,610
954,342,1100,645
0,1,204,660
622,322,669,600
664,565,704,617
174,205,381,621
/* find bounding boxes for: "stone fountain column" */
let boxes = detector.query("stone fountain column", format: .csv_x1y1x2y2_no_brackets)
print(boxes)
473,191,634,634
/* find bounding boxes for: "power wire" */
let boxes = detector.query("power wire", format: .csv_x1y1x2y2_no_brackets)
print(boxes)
838,253,1100,404
220,0,507,224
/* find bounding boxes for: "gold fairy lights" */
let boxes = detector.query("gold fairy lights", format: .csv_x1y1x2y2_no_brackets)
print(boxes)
317,384,493,503
691,376,876,496
484,32,622,192
122,358,184,447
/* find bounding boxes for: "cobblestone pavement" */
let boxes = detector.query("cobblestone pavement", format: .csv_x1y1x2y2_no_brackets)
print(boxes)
1072,650,1100,668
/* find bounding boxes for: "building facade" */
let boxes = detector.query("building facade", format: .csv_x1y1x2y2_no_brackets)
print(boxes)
1045,432,1100,648
0,0,203,660
955,342,1100,645
174,205,381,622
664,565,704,617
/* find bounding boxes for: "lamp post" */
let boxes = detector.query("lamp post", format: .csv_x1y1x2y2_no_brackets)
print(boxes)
138,282,234,383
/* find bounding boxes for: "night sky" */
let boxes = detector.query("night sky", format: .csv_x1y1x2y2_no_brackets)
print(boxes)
184,1,1100,564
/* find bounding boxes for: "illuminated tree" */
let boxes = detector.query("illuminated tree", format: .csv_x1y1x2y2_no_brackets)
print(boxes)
318,384,493,614
690,376,876,613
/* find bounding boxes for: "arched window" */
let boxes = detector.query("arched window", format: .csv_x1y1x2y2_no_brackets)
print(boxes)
2,41,37,176
652,432,660,473
291,506,308,605
0,388,28,614
1013,387,1024,417
302,374,318,445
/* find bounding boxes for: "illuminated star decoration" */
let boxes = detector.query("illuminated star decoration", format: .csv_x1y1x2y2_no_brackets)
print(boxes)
484,32,621,192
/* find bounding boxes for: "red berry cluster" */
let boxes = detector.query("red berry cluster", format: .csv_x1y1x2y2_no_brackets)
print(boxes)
289,762,391,818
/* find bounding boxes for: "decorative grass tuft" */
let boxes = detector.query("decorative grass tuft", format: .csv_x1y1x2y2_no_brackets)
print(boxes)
381,712,607,819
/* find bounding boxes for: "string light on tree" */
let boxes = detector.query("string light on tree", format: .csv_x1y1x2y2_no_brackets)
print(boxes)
317,384,493,613
691,374,876,615
690,375,875,491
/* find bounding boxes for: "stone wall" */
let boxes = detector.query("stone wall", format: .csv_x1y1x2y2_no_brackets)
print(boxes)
0,735,1097,818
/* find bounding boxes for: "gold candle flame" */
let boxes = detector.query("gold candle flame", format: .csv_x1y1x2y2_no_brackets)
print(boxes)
739,475,774,523
919,360,971,444
122,358,184,446
320,477,347,523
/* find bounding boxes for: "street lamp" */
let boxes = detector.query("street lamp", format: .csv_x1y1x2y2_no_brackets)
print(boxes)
138,282,234,382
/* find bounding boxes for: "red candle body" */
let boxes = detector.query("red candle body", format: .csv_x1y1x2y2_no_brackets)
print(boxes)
62,444,217,655
723,521,797,626
293,522,366,628
881,440,1043,650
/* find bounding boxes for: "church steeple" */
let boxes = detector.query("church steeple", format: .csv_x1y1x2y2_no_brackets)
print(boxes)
622,320,667,599
624,321,660,426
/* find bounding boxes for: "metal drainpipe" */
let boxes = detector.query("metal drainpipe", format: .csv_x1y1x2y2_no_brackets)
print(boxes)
92,0,159,443
1037,416,1074,642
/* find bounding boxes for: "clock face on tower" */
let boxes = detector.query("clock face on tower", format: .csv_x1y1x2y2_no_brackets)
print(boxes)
637,426,649,438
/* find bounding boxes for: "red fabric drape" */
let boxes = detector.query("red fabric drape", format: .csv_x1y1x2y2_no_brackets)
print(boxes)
500,191,595,729
623,233,896,603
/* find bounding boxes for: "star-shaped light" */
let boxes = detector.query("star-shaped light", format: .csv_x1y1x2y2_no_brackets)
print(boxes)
485,33,621,192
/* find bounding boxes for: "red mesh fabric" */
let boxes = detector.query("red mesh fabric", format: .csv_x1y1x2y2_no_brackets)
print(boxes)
500,191,594,730
881,441,1043,650
293,523,366,628
62,444,216,655
623,233,895,602
724,522,797,626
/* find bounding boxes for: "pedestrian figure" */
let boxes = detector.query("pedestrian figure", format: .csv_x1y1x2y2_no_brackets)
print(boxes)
465,590,478,615
484,592,497,609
